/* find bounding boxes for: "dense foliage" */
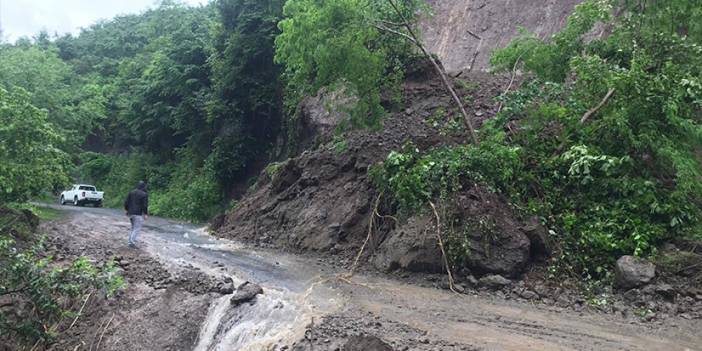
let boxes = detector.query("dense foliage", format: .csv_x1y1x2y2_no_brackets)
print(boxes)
0,1,291,221
275,0,423,128
0,88,70,203
374,0,702,277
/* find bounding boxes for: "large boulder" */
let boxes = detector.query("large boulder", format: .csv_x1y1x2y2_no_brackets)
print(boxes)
297,86,358,148
615,256,656,290
373,215,444,273
450,190,531,276
374,189,533,277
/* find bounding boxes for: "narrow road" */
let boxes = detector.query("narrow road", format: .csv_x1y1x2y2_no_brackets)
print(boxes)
45,205,701,351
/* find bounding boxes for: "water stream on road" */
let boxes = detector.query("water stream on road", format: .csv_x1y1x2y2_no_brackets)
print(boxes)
56,206,340,350
143,220,341,351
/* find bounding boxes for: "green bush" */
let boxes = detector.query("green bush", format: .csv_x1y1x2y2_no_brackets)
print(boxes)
0,210,124,345
375,0,702,277
78,149,223,222
0,87,70,204
275,0,424,128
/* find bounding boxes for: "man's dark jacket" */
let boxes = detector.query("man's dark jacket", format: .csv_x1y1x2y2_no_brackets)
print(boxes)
124,184,149,216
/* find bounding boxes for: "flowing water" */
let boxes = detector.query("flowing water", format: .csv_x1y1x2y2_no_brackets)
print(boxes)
141,215,343,350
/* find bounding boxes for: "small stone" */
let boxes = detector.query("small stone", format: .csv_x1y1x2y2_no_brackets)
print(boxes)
521,290,538,300
479,274,512,289
230,282,263,306
465,275,479,286
654,283,676,300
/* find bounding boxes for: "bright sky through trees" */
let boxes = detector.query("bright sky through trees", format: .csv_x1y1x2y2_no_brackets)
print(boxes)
0,0,205,42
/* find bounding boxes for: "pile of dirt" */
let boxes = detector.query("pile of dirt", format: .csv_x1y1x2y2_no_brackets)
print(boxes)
215,70,548,281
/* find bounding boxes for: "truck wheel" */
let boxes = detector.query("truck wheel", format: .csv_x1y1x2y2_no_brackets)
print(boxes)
96,202,103,208
60,196,65,205
74,196,80,206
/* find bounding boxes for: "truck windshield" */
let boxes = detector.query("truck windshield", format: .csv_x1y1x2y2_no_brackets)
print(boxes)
79,186,96,191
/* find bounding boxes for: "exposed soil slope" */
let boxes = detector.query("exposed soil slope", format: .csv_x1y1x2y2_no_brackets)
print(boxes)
214,72,515,264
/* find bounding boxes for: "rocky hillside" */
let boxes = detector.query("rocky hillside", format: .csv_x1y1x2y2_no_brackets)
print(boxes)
213,0,586,276
421,0,581,72
212,68,547,277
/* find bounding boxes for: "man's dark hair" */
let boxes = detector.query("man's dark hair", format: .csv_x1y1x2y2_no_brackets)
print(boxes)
137,181,147,191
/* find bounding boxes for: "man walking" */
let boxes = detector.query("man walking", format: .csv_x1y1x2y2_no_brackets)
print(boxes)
124,181,149,248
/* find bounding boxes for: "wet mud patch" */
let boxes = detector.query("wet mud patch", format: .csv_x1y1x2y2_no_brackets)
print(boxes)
291,310,480,351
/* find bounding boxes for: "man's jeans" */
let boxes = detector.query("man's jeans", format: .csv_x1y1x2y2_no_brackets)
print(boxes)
128,215,144,245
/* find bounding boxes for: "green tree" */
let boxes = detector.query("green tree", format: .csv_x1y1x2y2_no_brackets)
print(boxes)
206,0,285,186
0,45,107,146
0,87,70,203
275,0,422,127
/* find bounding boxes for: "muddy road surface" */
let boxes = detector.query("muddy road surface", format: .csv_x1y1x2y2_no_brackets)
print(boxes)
42,205,701,351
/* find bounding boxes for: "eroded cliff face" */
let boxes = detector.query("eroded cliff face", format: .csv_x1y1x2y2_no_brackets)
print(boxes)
422,0,581,73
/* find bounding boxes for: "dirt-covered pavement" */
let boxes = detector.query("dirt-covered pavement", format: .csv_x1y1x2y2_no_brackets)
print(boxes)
41,205,701,351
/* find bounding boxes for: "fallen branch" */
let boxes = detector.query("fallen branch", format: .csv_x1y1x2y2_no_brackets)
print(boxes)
68,292,92,330
347,193,384,277
496,52,525,113
384,0,480,145
89,318,107,351
374,24,416,44
95,313,115,351
580,88,615,123
468,38,483,72
428,201,457,293
676,260,702,274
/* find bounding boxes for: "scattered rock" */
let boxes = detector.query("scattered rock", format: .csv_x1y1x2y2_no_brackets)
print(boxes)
215,277,235,295
520,290,539,300
342,335,393,351
479,274,512,289
465,275,479,287
230,282,264,306
614,256,656,289
654,284,676,300
521,216,552,259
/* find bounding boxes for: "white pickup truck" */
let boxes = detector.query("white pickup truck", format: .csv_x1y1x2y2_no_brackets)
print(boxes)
60,184,104,207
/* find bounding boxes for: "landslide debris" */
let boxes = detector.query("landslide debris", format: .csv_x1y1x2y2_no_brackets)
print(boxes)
215,70,535,277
